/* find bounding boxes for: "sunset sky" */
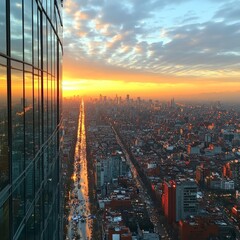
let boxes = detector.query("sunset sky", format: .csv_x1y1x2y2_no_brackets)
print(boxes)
63,0,240,101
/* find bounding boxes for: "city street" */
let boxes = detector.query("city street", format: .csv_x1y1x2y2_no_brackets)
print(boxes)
112,124,172,240
66,101,92,240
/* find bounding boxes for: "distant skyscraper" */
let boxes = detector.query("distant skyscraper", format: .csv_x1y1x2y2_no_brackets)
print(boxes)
0,1,63,239
126,94,130,103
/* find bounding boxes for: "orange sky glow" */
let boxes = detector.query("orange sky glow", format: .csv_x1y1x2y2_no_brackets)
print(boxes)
63,57,240,101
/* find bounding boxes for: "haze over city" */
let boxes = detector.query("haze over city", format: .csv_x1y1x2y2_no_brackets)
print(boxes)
63,0,240,101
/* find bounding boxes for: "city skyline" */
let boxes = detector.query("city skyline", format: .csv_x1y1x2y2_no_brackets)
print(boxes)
63,0,240,101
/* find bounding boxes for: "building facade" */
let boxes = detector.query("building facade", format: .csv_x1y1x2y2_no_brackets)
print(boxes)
176,179,198,221
162,180,176,224
162,179,197,223
0,0,63,239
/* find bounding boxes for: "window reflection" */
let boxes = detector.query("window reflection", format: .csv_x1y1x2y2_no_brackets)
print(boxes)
34,71,41,154
0,0,63,238
33,1,39,68
25,66,34,165
10,0,23,60
0,0,6,54
11,67,24,180
24,0,33,64
0,200,9,240
0,59,9,191
35,197,42,240
43,15,47,71
26,164,34,210
13,180,25,235
43,73,48,142
26,212,35,240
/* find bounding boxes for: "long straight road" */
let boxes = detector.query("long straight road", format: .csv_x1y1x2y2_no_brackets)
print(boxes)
111,122,173,240
67,100,92,240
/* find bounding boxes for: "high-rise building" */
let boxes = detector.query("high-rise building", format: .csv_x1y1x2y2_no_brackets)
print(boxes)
95,155,127,193
176,179,198,222
0,1,63,239
162,179,198,223
196,165,210,188
162,180,176,224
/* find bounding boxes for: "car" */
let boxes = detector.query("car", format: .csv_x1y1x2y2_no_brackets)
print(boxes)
72,216,78,221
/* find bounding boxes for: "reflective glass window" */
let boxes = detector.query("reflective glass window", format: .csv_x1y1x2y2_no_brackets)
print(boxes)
26,164,34,210
26,212,35,240
34,71,40,154
52,77,56,129
11,66,24,180
0,200,9,240
33,1,39,68
43,15,47,71
25,66,34,165
0,0,6,54
12,180,25,235
44,184,49,218
18,226,26,240
48,75,52,135
48,24,52,74
34,155,41,192
43,73,48,141
0,58,9,191
10,0,23,60
35,197,42,240
24,0,33,64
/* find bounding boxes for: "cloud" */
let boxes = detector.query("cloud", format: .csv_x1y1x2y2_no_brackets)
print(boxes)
63,0,240,85
213,1,240,22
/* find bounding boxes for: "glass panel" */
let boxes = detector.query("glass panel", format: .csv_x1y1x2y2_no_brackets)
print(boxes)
43,73,48,141
44,227,48,240
52,35,56,77
35,197,42,240
43,15,47,71
33,1,39,68
25,164,34,210
43,145,48,181
0,0,6,54
48,75,52,136
59,46,62,118
0,58,9,191
12,180,25,235
52,77,56,130
35,155,41,192
0,200,9,240
44,184,49,219
18,226,26,240
10,0,23,60
11,67,24,180
26,211,35,240
48,24,52,74
47,0,51,21
34,72,40,154
25,67,34,165
24,0,33,64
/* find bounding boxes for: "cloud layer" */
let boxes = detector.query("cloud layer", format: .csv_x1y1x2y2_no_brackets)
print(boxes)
63,0,240,97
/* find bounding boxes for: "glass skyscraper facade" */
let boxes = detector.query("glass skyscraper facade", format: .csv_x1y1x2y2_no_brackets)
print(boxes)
0,0,63,239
